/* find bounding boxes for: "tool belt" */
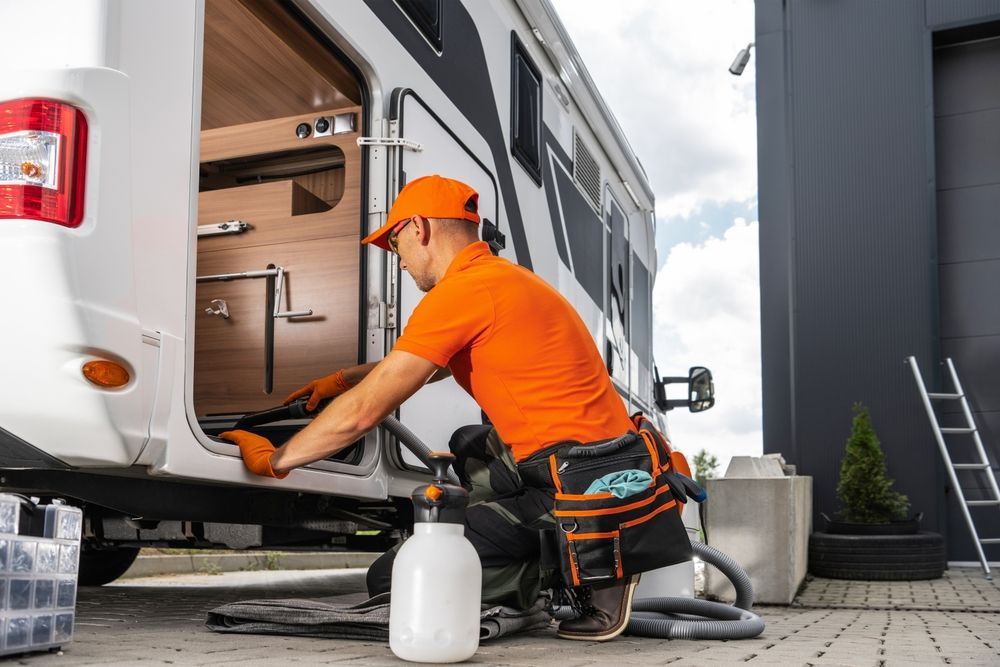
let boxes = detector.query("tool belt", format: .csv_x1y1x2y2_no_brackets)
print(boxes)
518,413,700,588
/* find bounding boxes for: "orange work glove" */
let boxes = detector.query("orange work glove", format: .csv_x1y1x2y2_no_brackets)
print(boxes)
283,369,353,412
218,430,288,479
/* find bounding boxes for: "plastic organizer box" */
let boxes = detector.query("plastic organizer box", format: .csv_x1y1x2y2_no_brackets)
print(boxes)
0,494,81,656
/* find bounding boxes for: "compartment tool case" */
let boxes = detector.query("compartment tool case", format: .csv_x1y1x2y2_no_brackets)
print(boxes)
0,495,82,656
547,415,698,587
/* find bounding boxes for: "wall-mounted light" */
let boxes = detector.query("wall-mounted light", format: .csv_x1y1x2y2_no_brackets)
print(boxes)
729,42,754,76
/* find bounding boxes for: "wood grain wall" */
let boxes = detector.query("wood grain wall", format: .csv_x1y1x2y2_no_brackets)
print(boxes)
194,105,363,416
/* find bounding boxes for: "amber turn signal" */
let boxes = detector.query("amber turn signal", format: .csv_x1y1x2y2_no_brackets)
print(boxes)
424,485,443,502
82,360,130,388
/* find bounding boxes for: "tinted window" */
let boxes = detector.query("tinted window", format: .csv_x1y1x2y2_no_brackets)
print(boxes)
510,33,542,184
397,0,442,50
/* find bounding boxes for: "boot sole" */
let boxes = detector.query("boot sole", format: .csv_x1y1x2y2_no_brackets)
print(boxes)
557,575,639,642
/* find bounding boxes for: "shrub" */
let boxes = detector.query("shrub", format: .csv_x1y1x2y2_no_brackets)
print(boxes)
836,403,910,523
693,449,720,487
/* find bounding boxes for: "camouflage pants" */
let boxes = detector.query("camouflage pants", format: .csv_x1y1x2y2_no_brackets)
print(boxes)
366,424,557,610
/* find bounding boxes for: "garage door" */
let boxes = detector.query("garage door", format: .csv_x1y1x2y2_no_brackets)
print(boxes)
933,31,1000,560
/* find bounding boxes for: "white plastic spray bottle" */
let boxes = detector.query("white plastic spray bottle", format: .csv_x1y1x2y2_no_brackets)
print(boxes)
389,452,482,663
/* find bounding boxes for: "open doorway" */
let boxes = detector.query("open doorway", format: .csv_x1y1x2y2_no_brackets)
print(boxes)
192,0,365,460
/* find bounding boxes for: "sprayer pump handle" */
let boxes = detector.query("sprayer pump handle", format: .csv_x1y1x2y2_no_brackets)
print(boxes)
427,452,456,483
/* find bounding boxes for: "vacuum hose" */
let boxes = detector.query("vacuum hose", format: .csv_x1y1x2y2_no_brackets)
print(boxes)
626,540,765,639
381,415,462,485
234,401,761,639
381,413,764,639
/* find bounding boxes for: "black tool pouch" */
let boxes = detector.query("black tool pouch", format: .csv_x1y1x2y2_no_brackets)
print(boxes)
546,424,694,588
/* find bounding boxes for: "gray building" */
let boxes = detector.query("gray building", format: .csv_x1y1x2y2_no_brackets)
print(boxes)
755,0,1000,560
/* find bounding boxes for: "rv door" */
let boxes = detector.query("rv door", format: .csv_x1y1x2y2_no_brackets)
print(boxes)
387,89,501,466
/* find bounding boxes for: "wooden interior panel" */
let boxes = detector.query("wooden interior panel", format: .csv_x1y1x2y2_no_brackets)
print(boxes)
296,168,346,208
200,107,361,162
196,0,363,418
198,179,356,253
194,238,360,415
201,0,358,130
238,0,361,105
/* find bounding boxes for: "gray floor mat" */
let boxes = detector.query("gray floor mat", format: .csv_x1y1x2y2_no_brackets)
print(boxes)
206,592,552,641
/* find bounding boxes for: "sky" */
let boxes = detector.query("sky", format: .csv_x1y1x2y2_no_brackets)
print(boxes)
550,0,761,475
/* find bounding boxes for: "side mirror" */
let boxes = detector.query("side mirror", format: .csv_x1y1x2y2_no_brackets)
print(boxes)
654,365,715,413
687,366,715,413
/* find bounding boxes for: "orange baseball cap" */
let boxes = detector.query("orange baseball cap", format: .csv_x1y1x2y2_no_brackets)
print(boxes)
361,175,480,251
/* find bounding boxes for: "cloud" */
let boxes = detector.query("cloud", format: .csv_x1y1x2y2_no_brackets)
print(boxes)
549,0,757,218
548,1,762,474
653,218,763,473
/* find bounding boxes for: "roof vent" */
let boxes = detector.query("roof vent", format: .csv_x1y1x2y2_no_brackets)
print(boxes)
573,130,602,212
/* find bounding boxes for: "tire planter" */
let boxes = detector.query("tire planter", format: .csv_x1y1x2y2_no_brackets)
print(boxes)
808,531,946,580
823,518,922,536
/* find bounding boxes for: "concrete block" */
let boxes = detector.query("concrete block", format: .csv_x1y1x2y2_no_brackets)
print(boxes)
704,475,812,604
725,454,786,478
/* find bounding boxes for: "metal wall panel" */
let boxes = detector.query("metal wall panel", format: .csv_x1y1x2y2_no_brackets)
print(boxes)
933,37,1000,114
757,0,1000,561
935,109,1000,190
933,33,1000,557
783,0,940,535
755,0,796,459
942,338,1000,414
937,185,1000,263
939,263,1000,338
927,0,1000,28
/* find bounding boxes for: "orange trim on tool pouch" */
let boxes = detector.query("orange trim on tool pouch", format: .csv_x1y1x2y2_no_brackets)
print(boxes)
639,430,661,470
619,497,678,529
568,545,580,586
554,490,615,501
554,483,673,517
565,530,620,542
548,455,564,494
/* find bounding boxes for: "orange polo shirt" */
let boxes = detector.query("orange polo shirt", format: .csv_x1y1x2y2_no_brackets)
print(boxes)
393,241,634,462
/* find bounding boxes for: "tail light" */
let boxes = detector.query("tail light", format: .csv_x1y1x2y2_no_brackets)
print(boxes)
0,99,88,228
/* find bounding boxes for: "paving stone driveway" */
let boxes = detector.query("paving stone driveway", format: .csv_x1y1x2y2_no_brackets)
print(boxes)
10,568,1000,666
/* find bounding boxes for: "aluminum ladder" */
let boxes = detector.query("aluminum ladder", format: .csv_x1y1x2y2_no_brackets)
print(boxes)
907,356,1000,578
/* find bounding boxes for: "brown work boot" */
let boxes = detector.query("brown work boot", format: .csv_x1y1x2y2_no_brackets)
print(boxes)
557,574,640,641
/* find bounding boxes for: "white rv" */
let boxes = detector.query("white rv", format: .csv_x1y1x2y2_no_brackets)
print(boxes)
0,0,712,584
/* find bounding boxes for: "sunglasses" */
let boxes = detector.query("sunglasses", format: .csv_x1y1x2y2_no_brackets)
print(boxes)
387,216,414,254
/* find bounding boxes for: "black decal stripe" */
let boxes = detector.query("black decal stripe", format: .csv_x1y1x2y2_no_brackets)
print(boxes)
631,250,652,367
541,128,571,267
541,125,604,308
554,166,604,306
541,124,605,306
363,0,532,270
608,198,628,329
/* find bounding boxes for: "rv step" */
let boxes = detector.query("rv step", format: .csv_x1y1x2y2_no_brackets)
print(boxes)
928,392,963,400
954,463,991,470
965,500,1000,507
941,427,976,434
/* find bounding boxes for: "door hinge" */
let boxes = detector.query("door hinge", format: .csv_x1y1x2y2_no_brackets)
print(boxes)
378,300,397,330
356,137,423,152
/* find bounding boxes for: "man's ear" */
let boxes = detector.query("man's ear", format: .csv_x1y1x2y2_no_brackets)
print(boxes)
413,214,431,245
